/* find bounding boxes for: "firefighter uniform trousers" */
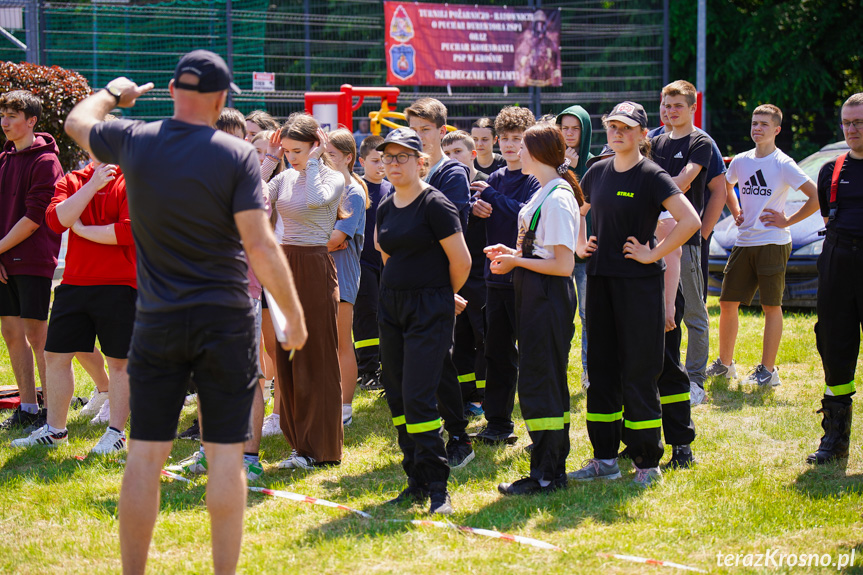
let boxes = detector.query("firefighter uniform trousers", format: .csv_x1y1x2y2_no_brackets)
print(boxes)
437,338,469,441
454,274,488,403
815,231,863,405
482,286,519,434
624,286,695,454
353,265,381,375
586,275,665,468
379,285,453,485
513,267,576,480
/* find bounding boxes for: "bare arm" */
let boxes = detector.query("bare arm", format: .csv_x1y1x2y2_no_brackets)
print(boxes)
374,226,389,265
440,232,471,293
0,218,39,255
701,173,727,239
760,179,819,228
671,162,703,193
235,209,307,350
623,194,701,264
71,221,118,245
490,244,575,277
726,180,742,221
327,230,348,252
656,218,681,331
65,77,153,157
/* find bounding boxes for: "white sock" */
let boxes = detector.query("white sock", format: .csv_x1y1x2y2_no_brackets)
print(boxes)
342,404,353,419
46,424,66,434
20,403,39,414
599,458,616,466
269,413,280,421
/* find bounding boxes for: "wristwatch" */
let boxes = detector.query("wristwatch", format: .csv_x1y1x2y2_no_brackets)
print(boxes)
104,83,122,105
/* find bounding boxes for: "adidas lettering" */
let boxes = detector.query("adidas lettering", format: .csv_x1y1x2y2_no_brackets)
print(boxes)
740,169,772,196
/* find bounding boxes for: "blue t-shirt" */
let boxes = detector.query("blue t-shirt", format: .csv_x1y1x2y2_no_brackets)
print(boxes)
332,180,366,304
90,118,265,313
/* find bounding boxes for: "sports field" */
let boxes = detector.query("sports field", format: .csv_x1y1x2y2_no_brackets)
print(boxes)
0,299,861,574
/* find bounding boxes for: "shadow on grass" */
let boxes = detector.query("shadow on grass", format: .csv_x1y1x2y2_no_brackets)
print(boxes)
792,463,863,499
842,543,863,574
707,376,791,411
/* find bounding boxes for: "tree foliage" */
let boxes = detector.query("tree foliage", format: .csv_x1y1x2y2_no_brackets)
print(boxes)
0,61,92,171
671,0,863,159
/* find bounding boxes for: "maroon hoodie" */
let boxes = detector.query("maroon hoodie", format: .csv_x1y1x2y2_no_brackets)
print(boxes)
0,132,63,278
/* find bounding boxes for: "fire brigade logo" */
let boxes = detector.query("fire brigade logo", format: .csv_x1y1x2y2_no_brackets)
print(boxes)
390,5,414,43
390,44,415,80
617,103,635,114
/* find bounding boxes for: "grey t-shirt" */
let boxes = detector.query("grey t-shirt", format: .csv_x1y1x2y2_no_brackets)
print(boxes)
90,118,265,314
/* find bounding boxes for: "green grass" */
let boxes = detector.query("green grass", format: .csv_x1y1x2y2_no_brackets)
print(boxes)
1,298,862,574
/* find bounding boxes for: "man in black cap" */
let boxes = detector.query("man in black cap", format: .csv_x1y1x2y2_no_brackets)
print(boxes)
65,50,307,574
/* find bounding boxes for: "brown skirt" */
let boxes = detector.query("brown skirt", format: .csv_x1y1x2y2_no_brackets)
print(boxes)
276,244,342,463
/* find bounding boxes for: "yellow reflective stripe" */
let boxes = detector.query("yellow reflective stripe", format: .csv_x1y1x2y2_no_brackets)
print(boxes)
392,415,406,427
457,373,477,383
586,411,623,423
406,418,442,434
563,411,571,424
826,381,856,396
660,392,690,405
525,416,565,431
354,338,379,349
624,418,662,430
475,379,486,389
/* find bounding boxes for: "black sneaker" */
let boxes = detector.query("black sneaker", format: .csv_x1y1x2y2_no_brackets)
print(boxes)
471,426,518,445
23,408,47,433
663,445,697,470
358,370,383,391
0,407,39,430
428,482,453,515
178,418,201,440
387,479,429,505
498,475,567,496
446,435,475,469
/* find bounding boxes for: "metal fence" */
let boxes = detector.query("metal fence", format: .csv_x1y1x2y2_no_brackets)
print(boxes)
0,0,667,153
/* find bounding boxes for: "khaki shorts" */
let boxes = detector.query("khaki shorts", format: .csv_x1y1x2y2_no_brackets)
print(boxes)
719,243,792,306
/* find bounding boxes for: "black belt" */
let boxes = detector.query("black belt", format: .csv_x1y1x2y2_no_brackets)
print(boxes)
826,230,863,248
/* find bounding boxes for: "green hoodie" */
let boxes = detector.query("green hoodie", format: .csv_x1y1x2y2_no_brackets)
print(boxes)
556,105,594,178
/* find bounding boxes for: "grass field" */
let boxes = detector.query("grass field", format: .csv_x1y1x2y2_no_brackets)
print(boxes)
0,298,862,574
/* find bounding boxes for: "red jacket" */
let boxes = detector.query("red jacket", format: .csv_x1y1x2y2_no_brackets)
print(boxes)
0,133,63,278
45,163,136,288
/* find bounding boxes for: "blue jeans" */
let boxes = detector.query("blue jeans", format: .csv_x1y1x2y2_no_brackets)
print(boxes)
572,262,588,374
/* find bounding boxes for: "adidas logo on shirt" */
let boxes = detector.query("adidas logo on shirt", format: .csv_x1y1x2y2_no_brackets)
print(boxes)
739,169,772,196
673,151,684,159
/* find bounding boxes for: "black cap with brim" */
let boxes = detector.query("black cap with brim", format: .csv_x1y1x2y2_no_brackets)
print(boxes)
174,49,241,94
585,144,614,169
376,127,423,154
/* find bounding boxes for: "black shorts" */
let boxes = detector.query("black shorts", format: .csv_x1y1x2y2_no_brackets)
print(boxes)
127,304,257,444
45,284,137,359
0,275,52,320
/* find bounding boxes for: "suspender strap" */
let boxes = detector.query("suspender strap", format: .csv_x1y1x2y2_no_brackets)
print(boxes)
830,152,848,204
528,183,570,231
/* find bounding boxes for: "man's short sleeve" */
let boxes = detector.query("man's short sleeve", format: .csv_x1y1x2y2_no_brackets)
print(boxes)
817,160,834,218
232,149,266,214
90,119,139,165
706,138,726,181
689,133,712,169
653,167,682,209
781,154,810,191
427,192,462,241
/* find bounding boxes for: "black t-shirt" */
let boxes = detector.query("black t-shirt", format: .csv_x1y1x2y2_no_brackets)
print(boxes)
360,178,393,269
474,153,507,176
376,186,462,290
90,118,265,313
818,155,863,238
582,157,680,277
651,130,712,245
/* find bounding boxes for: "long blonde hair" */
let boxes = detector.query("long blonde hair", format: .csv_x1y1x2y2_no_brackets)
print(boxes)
328,128,370,209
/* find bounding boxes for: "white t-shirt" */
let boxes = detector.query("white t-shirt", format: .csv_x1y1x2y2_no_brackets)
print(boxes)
725,148,809,246
516,178,578,260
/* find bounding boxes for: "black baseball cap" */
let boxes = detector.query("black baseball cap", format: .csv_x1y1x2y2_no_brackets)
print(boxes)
173,50,241,94
376,127,423,154
606,101,648,128
585,144,615,168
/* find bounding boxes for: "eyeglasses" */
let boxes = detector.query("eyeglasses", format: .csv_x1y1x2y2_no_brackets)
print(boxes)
381,153,419,164
840,120,863,130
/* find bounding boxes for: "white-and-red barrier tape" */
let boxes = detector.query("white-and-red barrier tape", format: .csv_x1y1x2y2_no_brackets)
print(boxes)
388,519,563,552
598,552,708,573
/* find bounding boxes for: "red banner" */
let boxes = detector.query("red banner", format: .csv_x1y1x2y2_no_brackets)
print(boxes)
384,2,561,88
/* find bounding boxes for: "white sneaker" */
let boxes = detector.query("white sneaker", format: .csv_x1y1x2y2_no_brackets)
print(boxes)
11,425,68,448
90,399,110,425
90,427,127,455
278,453,317,469
261,413,281,437
690,382,706,406
744,364,781,387
80,390,109,418
184,393,197,406
706,357,737,380
581,371,590,391
166,450,208,474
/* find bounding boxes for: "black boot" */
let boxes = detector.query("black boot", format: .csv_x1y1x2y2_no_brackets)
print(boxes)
807,399,852,464
387,477,429,505
427,482,453,515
